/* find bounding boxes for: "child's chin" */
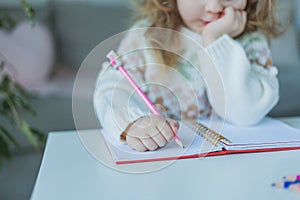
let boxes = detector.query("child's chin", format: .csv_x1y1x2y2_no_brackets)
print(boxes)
191,26,204,34
188,24,205,34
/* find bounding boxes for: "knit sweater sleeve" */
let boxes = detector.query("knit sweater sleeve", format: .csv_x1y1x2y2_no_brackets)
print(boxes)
93,30,151,142
202,32,279,125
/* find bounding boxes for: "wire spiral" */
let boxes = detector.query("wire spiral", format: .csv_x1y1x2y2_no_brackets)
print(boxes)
183,119,231,146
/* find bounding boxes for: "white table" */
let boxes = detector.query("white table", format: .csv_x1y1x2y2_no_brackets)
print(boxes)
31,117,300,200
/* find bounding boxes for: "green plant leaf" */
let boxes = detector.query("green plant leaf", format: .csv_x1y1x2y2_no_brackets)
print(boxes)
0,101,15,125
30,128,46,146
0,14,16,31
0,61,4,71
20,120,39,149
0,134,11,158
0,75,11,92
1,99,11,113
0,0,42,168
20,0,35,25
0,95,19,126
9,93,35,116
0,125,20,149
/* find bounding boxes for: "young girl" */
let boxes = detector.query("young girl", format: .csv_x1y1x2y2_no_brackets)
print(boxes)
94,0,284,152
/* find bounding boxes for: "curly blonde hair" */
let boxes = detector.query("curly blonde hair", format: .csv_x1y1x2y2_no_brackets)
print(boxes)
130,0,286,66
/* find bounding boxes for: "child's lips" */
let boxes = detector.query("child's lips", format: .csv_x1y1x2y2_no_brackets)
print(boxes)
199,19,210,25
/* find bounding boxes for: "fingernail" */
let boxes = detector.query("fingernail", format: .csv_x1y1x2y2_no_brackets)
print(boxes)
174,122,180,129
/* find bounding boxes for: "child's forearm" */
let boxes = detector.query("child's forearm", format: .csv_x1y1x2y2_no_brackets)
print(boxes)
94,67,150,141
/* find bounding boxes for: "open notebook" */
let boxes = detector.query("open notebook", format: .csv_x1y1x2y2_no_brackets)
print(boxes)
100,117,300,164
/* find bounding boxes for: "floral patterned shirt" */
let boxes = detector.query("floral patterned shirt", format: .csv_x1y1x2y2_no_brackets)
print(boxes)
94,22,279,141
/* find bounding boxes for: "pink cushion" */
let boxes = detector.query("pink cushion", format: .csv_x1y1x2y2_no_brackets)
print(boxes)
0,20,55,87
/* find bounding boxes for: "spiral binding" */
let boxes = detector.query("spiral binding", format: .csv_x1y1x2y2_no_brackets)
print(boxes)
183,119,231,146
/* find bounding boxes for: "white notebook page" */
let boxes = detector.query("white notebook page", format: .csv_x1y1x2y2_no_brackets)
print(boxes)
201,117,300,150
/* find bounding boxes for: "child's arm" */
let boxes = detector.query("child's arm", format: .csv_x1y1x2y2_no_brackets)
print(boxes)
94,30,177,150
94,61,149,141
201,32,278,126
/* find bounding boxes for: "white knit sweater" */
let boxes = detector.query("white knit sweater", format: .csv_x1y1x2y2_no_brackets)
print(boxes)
94,23,279,142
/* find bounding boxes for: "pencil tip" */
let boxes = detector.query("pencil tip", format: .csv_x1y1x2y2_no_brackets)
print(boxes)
174,137,184,148
179,142,184,149
177,140,184,148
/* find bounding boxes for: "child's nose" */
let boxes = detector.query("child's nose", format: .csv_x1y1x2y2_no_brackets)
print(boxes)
205,0,224,14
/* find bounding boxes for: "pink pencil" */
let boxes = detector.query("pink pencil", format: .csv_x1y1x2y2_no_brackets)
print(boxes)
106,50,184,148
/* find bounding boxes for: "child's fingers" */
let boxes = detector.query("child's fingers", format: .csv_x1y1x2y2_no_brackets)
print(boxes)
235,10,242,21
166,119,179,135
152,128,168,147
141,137,159,151
158,121,175,142
223,6,235,22
127,136,147,152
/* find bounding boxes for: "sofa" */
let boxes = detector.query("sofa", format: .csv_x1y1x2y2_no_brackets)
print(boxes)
268,0,300,116
0,0,299,199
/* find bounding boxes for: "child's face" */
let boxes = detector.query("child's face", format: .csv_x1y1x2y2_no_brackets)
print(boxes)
177,0,247,34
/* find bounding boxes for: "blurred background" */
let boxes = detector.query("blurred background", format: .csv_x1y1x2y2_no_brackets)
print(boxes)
0,0,299,199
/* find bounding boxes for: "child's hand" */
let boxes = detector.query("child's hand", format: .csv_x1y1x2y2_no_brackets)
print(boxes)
202,7,247,46
125,114,179,152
